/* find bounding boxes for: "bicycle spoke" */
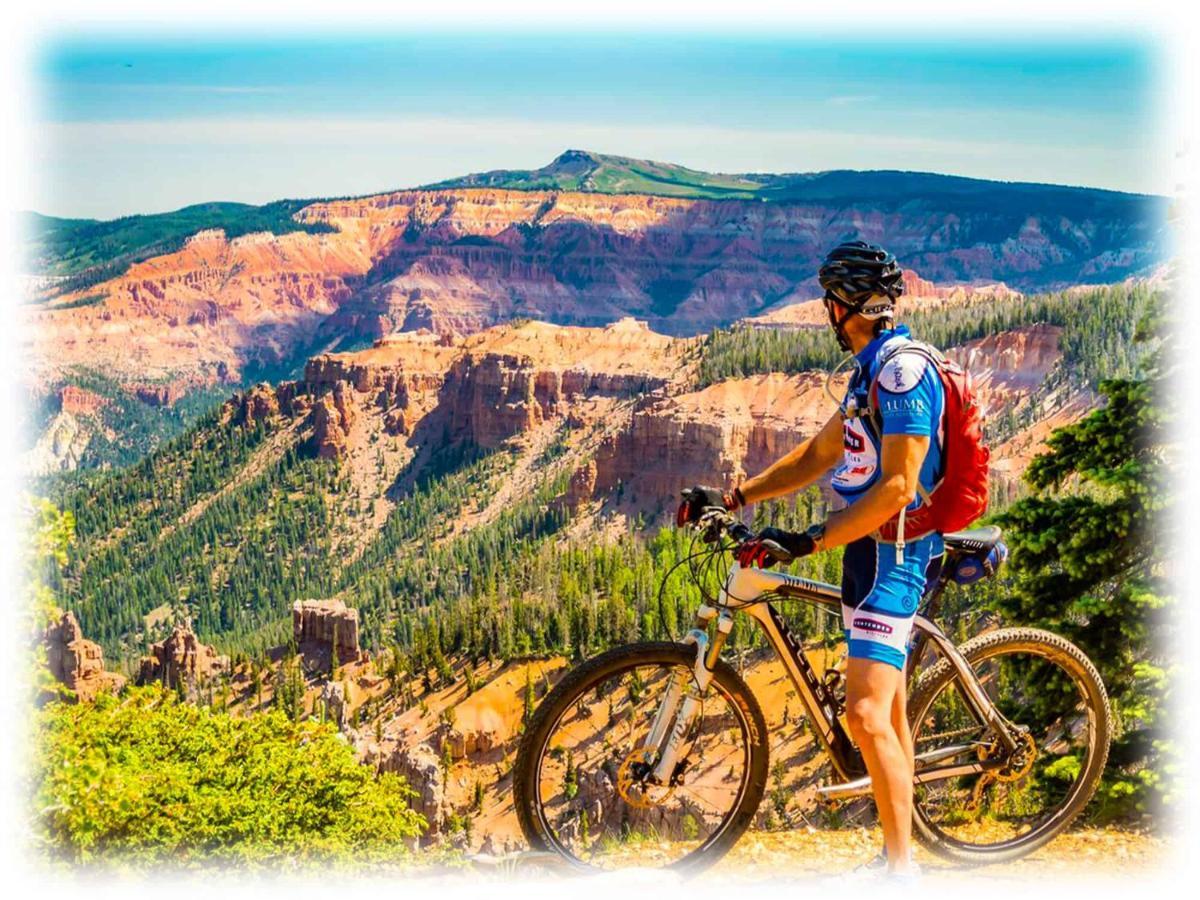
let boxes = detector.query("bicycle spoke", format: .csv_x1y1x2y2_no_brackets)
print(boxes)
912,642,1101,853
532,659,752,869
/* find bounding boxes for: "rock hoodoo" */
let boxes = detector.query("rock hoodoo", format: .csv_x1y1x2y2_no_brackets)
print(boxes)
43,611,126,702
320,679,349,729
136,623,230,689
292,598,363,662
366,742,449,836
311,382,357,460
234,383,281,426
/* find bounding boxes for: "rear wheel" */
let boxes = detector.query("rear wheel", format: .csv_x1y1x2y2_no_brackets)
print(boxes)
513,642,769,873
908,627,1112,865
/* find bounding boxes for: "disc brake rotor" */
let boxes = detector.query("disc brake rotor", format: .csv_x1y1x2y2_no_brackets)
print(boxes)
616,749,676,809
996,730,1038,782
968,730,1038,812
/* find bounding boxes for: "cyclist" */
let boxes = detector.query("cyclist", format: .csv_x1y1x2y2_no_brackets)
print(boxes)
679,241,945,880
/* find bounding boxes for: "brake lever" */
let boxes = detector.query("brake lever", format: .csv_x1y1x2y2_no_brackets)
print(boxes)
696,507,728,544
732,537,794,568
759,539,795,564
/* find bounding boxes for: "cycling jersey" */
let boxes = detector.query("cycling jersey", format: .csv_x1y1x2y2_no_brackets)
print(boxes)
834,324,946,670
832,324,945,516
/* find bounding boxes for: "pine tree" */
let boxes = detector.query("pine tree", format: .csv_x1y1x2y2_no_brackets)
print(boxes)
996,310,1172,821
522,668,535,727
472,779,485,812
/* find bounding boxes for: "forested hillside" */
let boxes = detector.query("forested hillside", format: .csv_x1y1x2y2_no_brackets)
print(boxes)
48,284,1159,674
697,283,1160,390
25,202,334,287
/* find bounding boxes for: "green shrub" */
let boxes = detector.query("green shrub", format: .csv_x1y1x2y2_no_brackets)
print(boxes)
33,687,425,865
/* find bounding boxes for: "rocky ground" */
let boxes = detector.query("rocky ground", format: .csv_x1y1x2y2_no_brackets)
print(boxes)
360,825,1169,885
675,825,1166,882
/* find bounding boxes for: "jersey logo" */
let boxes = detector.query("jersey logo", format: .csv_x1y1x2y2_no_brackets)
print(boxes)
853,617,894,635
833,419,877,492
843,423,865,453
877,351,929,394
882,396,927,414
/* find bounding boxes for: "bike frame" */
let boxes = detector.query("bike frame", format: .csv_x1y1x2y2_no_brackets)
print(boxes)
649,558,1019,794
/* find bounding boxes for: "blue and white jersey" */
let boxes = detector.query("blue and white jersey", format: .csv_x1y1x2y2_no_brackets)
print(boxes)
831,325,945,521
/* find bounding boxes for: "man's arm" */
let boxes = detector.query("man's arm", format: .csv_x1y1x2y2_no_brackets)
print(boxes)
738,412,844,505
820,432,927,549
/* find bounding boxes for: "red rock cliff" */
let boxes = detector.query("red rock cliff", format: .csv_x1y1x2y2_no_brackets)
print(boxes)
32,182,1141,424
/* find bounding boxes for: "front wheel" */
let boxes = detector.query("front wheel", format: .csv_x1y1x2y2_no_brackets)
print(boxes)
908,627,1112,865
513,642,769,873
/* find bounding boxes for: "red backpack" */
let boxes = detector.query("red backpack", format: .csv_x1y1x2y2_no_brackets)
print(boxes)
860,342,990,544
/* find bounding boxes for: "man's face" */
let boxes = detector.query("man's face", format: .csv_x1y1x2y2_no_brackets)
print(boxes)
823,293,848,332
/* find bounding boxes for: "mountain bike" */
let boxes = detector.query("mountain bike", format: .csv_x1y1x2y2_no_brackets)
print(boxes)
513,507,1112,873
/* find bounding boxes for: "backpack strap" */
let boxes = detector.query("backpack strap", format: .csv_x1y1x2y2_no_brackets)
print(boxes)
857,341,945,564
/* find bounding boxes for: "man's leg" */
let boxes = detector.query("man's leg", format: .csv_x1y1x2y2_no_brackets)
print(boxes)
846,656,914,874
894,672,914,790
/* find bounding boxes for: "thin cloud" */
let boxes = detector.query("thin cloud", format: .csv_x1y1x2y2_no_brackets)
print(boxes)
826,94,880,106
31,114,1160,218
87,83,285,95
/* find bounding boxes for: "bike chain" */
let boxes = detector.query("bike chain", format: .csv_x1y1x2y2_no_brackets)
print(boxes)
916,724,985,744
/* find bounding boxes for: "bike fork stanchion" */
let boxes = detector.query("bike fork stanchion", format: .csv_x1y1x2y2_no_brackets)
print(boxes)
650,609,734,783
643,673,684,753
633,604,716,767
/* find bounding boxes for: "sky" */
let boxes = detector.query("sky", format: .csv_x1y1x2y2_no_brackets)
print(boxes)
29,32,1165,219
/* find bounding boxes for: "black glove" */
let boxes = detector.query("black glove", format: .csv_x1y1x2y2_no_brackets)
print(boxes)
736,527,815,569
676,485,741,526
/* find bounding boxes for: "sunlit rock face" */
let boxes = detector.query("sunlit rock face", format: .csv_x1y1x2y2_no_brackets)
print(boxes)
31,177,1162,417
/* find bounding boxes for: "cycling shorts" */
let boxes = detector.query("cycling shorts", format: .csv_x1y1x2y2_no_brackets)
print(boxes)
841,534,944,671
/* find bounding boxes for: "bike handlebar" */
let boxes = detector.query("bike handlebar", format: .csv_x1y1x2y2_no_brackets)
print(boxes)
686,503,795,565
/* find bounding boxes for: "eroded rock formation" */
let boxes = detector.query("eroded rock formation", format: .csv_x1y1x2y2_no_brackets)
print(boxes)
223,312,1073,523
136,623,230,689
43,611,126,702
364,741,449,835
591,371,839,505
312,383,357,459
293,598,363,662
233,383,281,426
320,680,349,730
436,722,500,761
59,385,108,417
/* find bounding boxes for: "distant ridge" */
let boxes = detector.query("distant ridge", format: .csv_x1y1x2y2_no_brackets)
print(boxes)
26,149,1168,287
422,149,771,200
425,148,1166,204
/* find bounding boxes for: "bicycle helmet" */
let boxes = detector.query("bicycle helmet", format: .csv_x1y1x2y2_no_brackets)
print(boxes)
818,241,905,350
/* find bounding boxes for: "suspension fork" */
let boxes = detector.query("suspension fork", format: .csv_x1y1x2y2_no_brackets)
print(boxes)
639,604,734,783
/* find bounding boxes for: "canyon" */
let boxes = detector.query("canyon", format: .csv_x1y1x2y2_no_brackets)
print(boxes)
25,153,1167,473
224,314,1077,548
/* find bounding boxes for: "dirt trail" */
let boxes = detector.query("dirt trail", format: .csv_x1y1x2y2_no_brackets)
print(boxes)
385,825,1168,883
701,825,1167,882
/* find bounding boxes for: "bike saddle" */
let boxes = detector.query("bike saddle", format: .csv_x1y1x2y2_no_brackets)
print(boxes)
941,524,1002,554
